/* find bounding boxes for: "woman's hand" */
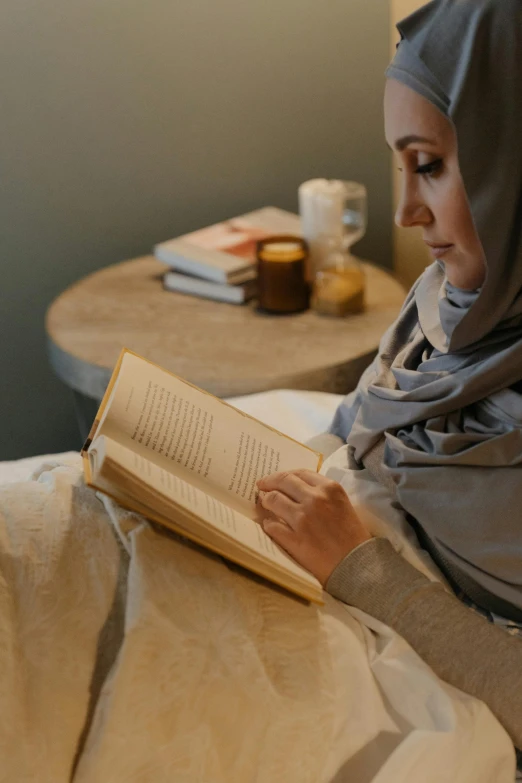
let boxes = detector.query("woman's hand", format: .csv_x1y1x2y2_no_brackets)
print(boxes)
255,469,372,587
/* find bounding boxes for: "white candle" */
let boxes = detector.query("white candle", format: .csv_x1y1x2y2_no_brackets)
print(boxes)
298,179,347,280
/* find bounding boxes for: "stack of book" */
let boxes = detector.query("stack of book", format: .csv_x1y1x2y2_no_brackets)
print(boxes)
155,206,302,305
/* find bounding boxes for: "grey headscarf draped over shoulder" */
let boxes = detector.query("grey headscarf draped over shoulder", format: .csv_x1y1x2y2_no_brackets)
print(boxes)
330,0,522,620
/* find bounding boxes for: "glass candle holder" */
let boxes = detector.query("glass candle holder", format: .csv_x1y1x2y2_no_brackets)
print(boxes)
311,235,365,317
256,236,310,314
341,181,368,254
298,179,368,281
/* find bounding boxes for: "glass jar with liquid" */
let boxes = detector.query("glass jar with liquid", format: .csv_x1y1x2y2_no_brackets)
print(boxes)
311,235,365,317
256,235,310,313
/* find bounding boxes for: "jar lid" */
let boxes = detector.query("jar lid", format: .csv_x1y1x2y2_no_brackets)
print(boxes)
257,235,308,263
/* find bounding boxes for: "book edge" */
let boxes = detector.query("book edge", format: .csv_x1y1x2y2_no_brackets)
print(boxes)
162,272,255,303
155,242,252,284
81,347,127,455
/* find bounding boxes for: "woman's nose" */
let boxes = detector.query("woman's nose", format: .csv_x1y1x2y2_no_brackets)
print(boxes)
395,186,432,229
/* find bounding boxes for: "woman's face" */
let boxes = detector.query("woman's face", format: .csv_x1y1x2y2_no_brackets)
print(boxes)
384,78,486,291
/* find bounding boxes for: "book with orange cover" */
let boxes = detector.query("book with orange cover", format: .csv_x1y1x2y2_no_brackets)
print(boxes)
154,206,302,284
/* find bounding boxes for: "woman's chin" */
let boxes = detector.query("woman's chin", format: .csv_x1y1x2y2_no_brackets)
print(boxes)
443,261,485,292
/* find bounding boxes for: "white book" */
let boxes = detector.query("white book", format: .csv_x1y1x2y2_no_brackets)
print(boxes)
154,206,302,284
163,271,257,305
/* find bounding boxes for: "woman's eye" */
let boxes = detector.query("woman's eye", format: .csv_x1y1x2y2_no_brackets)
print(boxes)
395,159,443,176
414,159,443,177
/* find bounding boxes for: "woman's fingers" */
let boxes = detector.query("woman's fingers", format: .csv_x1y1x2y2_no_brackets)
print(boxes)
285,469,325,487
259,472,309,503
257,488,300,524
257,469,326,499
260,517,296,557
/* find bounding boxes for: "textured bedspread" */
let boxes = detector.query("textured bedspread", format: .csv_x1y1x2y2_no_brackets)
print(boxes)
0,452,515,782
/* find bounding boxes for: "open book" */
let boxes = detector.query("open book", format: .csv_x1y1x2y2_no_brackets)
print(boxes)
82,349,325,604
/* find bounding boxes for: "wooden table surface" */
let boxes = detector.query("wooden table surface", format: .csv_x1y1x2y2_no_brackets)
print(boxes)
46,256,406,400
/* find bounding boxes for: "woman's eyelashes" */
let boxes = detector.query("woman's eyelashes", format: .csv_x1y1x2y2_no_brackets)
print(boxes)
415,158,443,177
397,158,444,177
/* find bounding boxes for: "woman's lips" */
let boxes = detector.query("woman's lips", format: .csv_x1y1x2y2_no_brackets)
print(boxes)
425,242,454,259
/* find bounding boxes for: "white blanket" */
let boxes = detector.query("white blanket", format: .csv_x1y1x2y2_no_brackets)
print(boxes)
0,390,516,781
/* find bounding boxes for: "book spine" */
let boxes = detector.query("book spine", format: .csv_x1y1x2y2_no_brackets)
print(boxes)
163,274,253,304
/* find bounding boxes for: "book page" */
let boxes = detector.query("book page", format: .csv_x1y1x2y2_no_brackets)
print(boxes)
94,350,322,520
95,435,320,589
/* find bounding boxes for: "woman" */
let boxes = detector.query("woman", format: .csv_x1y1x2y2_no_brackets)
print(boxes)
256,0,522,767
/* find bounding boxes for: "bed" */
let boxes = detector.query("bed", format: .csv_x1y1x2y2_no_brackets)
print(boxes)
0,389,517,782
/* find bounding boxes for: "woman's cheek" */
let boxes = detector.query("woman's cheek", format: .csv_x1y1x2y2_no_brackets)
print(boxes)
434,182,462,240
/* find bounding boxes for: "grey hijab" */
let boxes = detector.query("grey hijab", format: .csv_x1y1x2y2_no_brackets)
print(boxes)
330,0,522,619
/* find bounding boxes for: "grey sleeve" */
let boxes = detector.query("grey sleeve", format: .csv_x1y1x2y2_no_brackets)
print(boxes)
326,537,522,750
304,432,344,459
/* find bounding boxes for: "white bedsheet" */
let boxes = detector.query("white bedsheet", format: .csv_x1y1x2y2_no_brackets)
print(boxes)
0,389,516,781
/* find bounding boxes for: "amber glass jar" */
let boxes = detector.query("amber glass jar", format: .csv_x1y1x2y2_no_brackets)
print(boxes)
256,235,310,313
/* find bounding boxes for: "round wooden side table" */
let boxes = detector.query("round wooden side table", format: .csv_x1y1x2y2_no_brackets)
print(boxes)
46,256,406,439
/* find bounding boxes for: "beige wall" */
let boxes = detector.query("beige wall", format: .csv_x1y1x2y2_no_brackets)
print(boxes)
390,0,431,289
0,0,392,459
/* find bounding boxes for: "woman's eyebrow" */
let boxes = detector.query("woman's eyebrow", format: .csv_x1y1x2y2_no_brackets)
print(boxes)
387,134,437,151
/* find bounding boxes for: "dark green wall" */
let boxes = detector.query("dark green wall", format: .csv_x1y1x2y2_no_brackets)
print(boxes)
0,0,391,460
